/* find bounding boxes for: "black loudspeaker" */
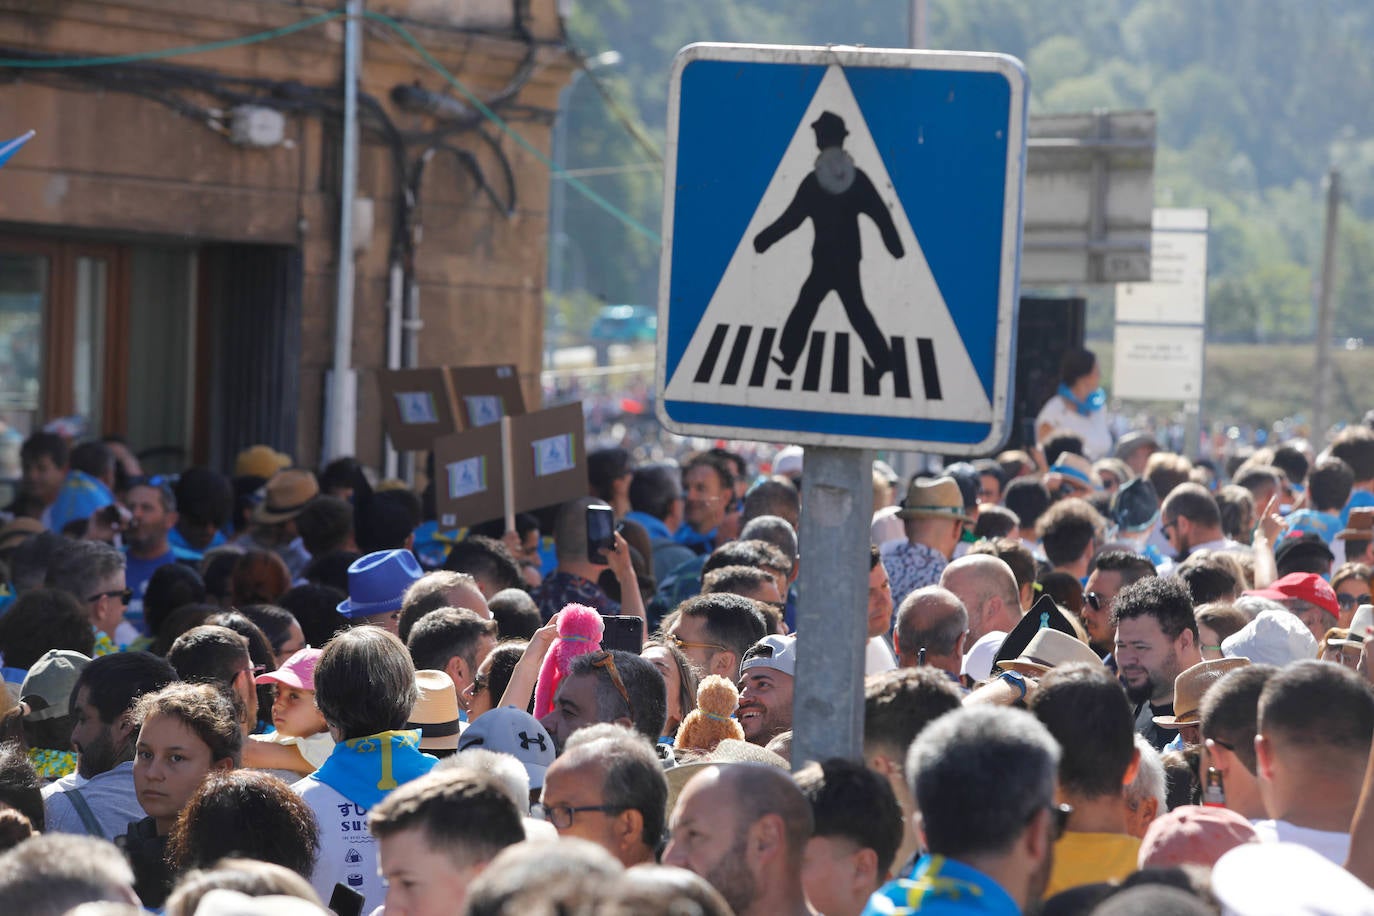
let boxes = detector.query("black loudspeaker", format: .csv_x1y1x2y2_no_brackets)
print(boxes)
1005,296,1086,452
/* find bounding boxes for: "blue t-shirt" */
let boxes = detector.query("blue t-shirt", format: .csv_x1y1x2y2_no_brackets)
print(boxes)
1343,491,1374,528
124,549,179,635
1286,508,1343,544
44,470,114,533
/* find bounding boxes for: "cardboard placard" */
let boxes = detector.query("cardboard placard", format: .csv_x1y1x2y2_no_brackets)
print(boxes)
377,368,460,451
508,402,588,514
431,423,506,528
448,364,527,429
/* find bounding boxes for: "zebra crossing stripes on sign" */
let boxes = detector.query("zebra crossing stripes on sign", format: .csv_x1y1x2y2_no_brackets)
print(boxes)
656,43,1027,452
690,324,945,401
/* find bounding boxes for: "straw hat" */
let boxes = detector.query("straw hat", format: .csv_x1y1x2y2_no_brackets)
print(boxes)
998,628,1102,677
1153,657,1250,728
251,469,319,525
409,669,462,752
897,477,972,522
1337,508,1374,542
235,444,292,480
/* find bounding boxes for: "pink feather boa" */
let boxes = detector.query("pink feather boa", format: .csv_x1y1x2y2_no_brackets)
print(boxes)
532,603,606,719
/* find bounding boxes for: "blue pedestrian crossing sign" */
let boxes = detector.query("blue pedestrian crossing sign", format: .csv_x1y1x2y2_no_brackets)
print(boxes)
655,44,1028,453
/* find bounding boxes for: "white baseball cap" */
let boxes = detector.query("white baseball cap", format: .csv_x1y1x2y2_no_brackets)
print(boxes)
740,634,798,678
457,706,556,789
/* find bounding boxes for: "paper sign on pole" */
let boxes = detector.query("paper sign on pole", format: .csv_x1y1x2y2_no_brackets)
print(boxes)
508,402,587,515
448,365,527,428
376,367,460,451
432,423,505,529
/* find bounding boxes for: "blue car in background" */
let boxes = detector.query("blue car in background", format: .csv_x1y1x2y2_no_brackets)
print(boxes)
589,304,656,365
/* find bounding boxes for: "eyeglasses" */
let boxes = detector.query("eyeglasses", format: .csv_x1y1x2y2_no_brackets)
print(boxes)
1208,737,1236,753
1337,593,1372,609
1200,644,1224,653
470,673,489,695
87,588,133,606
237,664,268,681
544,804,627,829
1161,519,1178,537
592,651,635,721
666,633,727,654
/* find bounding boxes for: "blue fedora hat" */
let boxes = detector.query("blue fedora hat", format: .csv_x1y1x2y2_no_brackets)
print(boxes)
338,549,423,618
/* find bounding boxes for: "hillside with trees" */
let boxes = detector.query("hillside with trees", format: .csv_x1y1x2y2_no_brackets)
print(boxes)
556,0,1374,346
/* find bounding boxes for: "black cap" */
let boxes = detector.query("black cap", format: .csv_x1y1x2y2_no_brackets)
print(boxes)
993,594,1077,669
1273,531,1335,570
1112,477,1160,532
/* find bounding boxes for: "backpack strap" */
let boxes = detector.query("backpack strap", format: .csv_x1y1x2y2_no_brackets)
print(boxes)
60,787,104,839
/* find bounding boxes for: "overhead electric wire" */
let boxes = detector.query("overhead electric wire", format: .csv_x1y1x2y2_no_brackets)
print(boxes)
0,6,663,244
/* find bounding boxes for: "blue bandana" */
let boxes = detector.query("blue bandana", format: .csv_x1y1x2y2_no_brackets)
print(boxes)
312,729,436,811
1058,383,1106,416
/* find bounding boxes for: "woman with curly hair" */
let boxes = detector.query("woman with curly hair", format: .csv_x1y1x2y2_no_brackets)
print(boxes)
118,682,241,909
167,769,319,879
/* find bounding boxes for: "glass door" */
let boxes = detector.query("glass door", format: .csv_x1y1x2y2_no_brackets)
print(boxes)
0,252,46,477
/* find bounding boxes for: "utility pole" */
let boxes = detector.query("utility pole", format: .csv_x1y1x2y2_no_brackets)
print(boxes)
909,0,927,49
1313,168,1340,442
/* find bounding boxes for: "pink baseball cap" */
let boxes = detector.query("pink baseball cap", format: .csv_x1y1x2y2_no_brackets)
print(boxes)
255,648,322,692
1138,804,1259,870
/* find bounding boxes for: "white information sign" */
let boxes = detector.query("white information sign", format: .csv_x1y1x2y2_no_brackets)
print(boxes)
1112,324,1205,402
1115,208,1209,325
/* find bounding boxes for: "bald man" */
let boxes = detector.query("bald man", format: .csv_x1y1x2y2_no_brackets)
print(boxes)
664,763,814,916
892,586,968,683
940,554,1022,676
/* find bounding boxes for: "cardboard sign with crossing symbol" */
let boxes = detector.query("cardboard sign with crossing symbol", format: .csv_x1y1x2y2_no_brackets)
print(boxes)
656,44,1028,453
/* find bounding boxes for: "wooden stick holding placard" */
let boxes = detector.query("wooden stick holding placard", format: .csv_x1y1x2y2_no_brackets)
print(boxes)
500,415,516,534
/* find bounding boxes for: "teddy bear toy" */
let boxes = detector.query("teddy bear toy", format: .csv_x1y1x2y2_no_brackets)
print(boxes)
674,674,745,754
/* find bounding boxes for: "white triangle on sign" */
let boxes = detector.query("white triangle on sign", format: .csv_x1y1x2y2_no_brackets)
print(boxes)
665,64,993,421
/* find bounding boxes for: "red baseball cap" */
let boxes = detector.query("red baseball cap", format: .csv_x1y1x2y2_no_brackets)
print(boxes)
1246,572,1339,618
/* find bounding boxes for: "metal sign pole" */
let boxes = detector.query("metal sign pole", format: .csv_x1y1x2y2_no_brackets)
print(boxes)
792,446,874,768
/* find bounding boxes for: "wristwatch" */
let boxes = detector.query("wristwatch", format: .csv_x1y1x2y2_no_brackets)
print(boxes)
998,669,1027,701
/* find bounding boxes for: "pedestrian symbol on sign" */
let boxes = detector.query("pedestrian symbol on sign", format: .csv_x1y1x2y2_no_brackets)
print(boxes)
755,110,904,383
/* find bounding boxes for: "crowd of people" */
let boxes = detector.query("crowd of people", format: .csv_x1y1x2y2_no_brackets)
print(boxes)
5,379,1374,914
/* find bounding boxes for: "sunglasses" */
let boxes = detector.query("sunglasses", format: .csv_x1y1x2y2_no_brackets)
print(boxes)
1337,593,1372,609
87,588,133,606
666,633,727,654
1085,592,1103,612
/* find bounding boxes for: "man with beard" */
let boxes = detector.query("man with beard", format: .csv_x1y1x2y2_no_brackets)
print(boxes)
1082,551,1156,660
863,707,1061,916
1111,576,1203,750
41,652,177,839
1158,484,1246,569
737,635,796,746
664,762,815,916
122,481,189,633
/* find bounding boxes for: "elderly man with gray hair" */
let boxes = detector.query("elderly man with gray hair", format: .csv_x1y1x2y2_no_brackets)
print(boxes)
863,706,1062,916
1124,734,1167,840
893,586,969,686
539,723,668,867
